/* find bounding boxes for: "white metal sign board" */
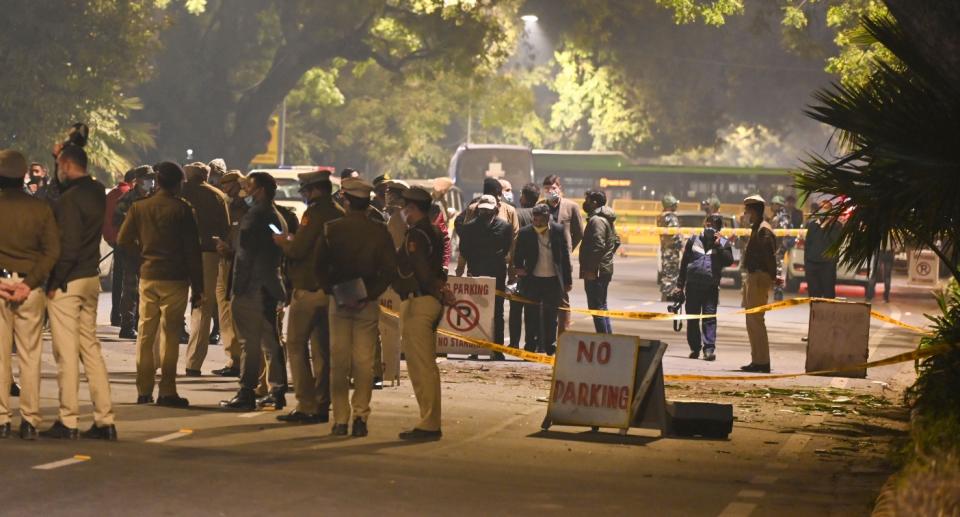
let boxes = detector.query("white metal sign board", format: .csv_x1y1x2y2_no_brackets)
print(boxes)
806,300,870,378
437,276,496,355
546,331,640,429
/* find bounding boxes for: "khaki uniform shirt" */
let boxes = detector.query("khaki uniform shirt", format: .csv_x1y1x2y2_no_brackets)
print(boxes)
180,180,230,252
318,211,398,301
279,195,344,292
0,188,61,289
117,190,204,292
394,217,447,300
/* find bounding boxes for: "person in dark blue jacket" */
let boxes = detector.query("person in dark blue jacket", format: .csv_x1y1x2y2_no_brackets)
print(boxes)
675,215,734,361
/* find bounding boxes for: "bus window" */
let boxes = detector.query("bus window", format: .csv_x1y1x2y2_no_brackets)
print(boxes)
448,144,534,201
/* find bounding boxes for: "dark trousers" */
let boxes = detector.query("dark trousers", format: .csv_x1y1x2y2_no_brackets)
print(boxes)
521,276,562,355
508,299,526,348
110,246,123,325
866,253,894,302
684,286,718,353
232,288,287,395
806,261,837,298
118,251,140,328
470,271,506,345
584,275,613,334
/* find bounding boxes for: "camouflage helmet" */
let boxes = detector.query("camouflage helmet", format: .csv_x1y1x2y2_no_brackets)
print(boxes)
707,194,721,211
771,195,786,206
661,194,678,209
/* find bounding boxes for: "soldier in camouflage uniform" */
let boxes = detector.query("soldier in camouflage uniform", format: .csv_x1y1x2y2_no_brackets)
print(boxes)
769,195,793,301
701,194,721,216
114,166,156,339
658,195,683,301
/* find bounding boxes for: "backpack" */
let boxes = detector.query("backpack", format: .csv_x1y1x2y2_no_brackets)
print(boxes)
685,236,718,288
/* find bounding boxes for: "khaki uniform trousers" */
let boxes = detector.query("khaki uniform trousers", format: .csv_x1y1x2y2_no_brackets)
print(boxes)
400,295,443,431
137,279,189,397
216,258,241,368
743,271,773,365
47,276,115,428
329,302,379,425
0,276,44,427
286,289,331,414
186,252,220,371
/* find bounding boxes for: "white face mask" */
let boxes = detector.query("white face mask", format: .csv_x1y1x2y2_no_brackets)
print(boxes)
141,179,155,193
502,191,514,204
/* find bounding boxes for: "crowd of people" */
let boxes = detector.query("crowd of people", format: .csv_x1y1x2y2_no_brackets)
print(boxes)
0,124,627,442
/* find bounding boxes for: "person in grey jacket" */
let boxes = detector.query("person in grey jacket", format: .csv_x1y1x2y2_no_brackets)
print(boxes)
579,191,619,334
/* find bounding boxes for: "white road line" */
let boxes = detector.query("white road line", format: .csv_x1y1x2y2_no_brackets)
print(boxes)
33,455,90,470
641,301,653,306
737,489,766,499
146,429,193,443
239,411,265,418
749,474,778,485
718,502,756,517
777,415,824,459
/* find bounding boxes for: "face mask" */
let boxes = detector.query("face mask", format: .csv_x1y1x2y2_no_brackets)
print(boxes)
141,179,155,192
502,191,514,204
244,195,255,207
546,191,560,205
534,223,548,234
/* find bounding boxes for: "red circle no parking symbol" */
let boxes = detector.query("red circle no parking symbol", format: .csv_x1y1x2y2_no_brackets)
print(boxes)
447,300,480,332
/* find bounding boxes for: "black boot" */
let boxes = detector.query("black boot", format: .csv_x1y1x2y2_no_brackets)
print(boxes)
220,389,256,410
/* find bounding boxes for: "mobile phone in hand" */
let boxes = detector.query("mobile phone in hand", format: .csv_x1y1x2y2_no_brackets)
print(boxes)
268,223,282,235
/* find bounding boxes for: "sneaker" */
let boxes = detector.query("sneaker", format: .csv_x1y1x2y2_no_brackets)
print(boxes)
703,350,716,362
331,423,348,436
351,417,368,438
688,350,700,359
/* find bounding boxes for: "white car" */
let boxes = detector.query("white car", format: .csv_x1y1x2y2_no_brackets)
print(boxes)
785,242,870,292
249,166,339,221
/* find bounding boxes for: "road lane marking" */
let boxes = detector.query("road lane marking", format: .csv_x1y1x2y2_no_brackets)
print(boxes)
777,415,824,459
239,411,265,418
737,489,766,499
33,455,91,470
146,429,193,443
718,502,756,517
749,475,778,485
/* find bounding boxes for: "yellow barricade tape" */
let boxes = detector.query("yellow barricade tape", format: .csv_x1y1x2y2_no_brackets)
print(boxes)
617,226,807,238
496,290,930,333
380,302,953,380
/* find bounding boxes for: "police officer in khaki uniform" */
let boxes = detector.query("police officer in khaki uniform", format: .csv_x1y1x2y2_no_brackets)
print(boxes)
42,145,118,440
211,170,248,376
0,150,60,440
181,162,230,376
118,162,204,408
272,170,343,423
317,177,397,437
393,187,450,441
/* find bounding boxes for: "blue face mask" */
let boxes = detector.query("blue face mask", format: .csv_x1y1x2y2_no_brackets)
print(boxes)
503,191,514,204
244,195,255,207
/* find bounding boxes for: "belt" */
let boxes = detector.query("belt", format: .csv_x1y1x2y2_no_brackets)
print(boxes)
0,269,28,279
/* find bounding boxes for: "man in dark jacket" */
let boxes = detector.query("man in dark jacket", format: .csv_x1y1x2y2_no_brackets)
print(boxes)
456,194,514,356
508,183,540,349
676,215,734,361
220,172,288,410
741,195,778,373
44,145,117,440
804,200,841,299
579,191,619,334
512,204,572,356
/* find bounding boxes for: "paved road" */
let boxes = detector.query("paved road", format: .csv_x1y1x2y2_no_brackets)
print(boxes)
0,257,936,516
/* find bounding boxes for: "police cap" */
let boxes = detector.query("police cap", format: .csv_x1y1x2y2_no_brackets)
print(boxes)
402,186,432,204
743,194,766,206
341,177,374,198
298,169,332,189
373,174,391,187
385,179,409,192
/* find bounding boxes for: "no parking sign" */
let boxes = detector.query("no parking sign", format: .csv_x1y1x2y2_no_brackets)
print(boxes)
437,276,496,356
